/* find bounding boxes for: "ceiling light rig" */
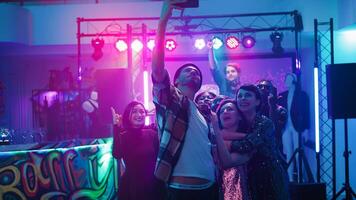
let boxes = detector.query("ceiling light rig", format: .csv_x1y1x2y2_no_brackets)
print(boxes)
91,37,104,61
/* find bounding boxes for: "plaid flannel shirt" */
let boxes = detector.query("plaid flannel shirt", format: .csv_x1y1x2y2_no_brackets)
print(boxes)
152,69,190,183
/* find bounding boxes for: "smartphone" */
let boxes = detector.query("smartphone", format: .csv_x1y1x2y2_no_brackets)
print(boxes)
173,0,199,8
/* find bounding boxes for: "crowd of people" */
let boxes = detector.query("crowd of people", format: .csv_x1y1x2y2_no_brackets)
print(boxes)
111,1,311,199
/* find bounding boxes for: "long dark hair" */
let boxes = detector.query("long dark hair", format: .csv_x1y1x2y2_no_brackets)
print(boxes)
216,98,248,131
122,101,147,130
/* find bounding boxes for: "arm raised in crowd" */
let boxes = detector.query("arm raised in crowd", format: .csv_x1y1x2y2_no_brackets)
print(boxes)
208,46,225,87
151,0,174,82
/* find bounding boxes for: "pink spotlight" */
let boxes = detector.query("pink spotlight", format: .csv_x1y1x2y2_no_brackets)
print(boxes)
115,40,128,52
147,39,155,51
226,36,240,49
165,39,177,51
194,39,206,50
131,39,143,52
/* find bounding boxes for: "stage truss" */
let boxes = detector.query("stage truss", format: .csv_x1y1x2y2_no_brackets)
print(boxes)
314,18,334,198
76,10,303,87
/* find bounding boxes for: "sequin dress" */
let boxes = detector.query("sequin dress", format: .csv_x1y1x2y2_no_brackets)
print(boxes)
222,165,250,200
230,115,289,200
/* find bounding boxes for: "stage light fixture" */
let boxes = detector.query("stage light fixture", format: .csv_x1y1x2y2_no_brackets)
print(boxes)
165,39,177,51
91,38,104,61
115,39,128,52
131,39,144,52
212,37,223,49
270,31,284,54
226,36,240,49
242,35,255,48
194,38,206,50
147,39,155,51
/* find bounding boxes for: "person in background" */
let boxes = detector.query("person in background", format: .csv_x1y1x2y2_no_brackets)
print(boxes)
256,79,287,153
195,91,217,121
277,73,310,181
111,101,163,200
208,47,241,98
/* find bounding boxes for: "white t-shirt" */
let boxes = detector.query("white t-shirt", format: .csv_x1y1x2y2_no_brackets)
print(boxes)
172,100,216,182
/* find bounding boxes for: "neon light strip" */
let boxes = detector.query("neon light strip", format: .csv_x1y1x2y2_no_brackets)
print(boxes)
143,71,150,125
314,67,320,153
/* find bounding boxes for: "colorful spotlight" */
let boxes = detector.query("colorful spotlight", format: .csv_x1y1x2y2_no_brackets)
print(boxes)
242,35,256,48
91,38,104,61
147,39,155,51
115,39,128,52
131,39,143,52
226,36,240,49
165,39,177,51
212,37,223,49
270,31,284,54
194,38,206,50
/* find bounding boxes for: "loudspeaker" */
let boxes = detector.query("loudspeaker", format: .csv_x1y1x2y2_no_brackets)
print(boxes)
326,63,356,119
95,68,132,125
289,183,326,200
173,0,199,8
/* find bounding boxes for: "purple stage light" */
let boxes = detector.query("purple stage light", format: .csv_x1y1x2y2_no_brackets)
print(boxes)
242,35,255,48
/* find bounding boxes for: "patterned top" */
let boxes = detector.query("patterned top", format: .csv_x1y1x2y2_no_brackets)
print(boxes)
152,69,190,183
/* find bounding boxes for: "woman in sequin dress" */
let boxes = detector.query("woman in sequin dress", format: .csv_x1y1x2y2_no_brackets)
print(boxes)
212,98,251,200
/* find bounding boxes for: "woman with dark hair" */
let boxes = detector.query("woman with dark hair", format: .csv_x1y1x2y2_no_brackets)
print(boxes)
228,84,289,200
111,101,163,200
212,98,250,200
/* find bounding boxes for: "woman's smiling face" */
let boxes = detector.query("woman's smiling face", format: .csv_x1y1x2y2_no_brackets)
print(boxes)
236,89,260,113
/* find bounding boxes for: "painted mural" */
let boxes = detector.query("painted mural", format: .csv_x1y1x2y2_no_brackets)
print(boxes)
0,138,117,200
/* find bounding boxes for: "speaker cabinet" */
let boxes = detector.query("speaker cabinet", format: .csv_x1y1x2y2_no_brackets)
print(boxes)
289,183,326,200
326,63,356,119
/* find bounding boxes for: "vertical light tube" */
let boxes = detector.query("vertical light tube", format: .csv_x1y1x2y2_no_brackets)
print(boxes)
143,70,150,125
314,67,320,153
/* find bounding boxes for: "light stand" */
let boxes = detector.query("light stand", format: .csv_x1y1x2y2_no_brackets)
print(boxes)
332,119,356,200
287,131,315,183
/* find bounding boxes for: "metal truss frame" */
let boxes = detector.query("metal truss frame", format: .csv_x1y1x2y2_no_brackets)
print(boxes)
314,18,334,199
76,10,302,82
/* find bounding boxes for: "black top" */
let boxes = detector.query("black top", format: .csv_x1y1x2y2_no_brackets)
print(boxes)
277,89,310,133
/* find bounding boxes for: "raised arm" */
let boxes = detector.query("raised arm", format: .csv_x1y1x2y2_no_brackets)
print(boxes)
208,46,225,89
208,46,219,70
152,0,174,82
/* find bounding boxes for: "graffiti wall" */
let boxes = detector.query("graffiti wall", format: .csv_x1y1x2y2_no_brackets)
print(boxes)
0,138,117,200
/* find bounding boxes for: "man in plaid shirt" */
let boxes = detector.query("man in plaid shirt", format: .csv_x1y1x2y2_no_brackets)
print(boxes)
151,1,219,200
